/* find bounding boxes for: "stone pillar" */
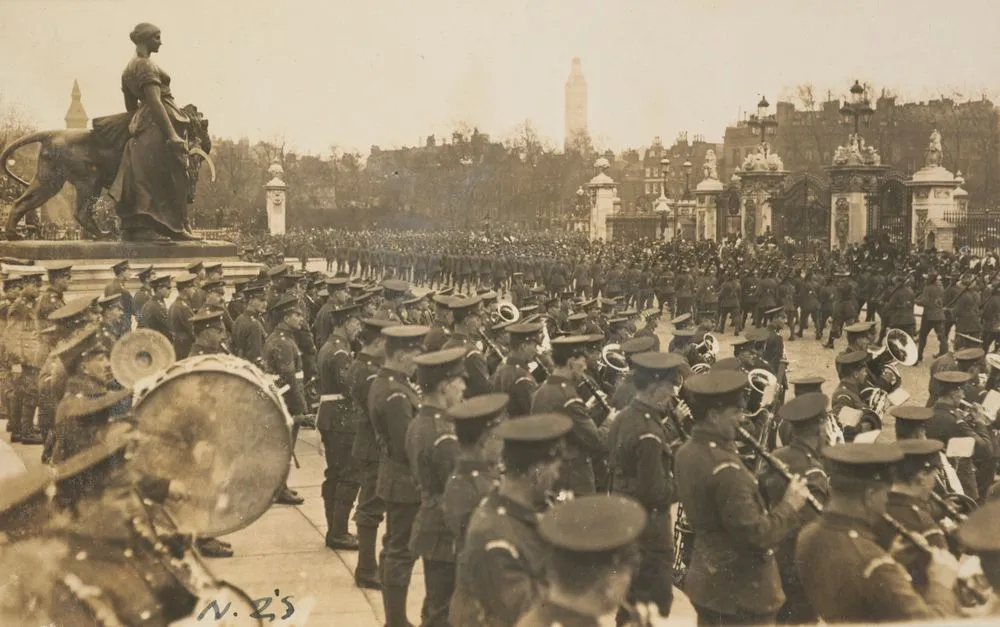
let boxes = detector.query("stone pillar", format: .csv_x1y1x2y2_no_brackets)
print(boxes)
826,165,887,250
739,171,786,239
586,158,616,242
264,162,287,236
906,129,960,251
695,149,723,241
653,194,675,242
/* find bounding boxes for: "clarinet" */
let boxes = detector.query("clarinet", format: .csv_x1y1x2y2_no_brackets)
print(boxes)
581,374,613,415
736,425,824,514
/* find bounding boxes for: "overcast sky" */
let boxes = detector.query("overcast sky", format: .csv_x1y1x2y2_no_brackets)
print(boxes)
2,0,998,156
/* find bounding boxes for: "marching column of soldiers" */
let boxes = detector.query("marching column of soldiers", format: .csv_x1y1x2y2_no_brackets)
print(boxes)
3,233,1000,626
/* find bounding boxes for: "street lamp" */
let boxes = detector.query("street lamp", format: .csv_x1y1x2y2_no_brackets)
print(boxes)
683,160,693,200
839,79,874,136
660,157,670,202
747,96,778,156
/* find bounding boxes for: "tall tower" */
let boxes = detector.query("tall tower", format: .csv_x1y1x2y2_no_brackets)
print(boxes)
564,57,588,150
64,79,88,129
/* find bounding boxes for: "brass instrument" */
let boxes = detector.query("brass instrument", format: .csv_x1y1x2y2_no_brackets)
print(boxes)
670,402,694,589
600,343,629,374
865,328,918,393
693,332,719,364
493,300,520,325
690,362,712,375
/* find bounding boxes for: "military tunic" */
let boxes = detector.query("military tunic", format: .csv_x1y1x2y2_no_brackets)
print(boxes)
166,295,195,359
530,374,606,495
103,277,134,337
261,321,307,416
35,286,66,332
132,285,153,324
138,295,170,339
442,456,496,554
231,310,267,366
874,491,948,592
442,332,491,398
796,511,956,623
450,490,548,627
349,350,386,531
490,357,537,417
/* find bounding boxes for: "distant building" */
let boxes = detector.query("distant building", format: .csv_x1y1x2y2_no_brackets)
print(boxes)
616,134,725,213
65,79,88,129
564,58,588,150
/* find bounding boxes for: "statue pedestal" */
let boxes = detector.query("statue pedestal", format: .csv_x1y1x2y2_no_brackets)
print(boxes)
695,181,723,242
826,165,889,250
0,239,261,301
587,171,616,242
907,165,959,251
739,171,786,238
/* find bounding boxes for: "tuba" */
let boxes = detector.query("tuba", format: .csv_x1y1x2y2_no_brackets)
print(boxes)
866,328,918,392
693,333,719,364
493,300,520,326
600,343,629,374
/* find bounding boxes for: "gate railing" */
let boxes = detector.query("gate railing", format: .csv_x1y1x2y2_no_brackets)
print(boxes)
944,211,1000,255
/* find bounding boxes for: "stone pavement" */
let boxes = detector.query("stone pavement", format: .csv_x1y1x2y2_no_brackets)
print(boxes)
1,286,946,625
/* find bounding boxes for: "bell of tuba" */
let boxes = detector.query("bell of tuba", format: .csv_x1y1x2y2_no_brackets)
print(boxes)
601,343,629,374
867,328,917,391
748,368,779,409
694,333,720,364
690,362,712,375
494,300,520,325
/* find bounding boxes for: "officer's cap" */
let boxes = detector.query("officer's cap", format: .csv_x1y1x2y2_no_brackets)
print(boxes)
244,284,266,299
621,336,656,356
506,322,544,341
48,297,95,327
895,439,944,471
56,390,132,425
268,294,302,317
96,293,123,311
414,347,467,387
495,413,572,443
539,494,647,553
347,282,367,294
382,325,429,351
382,279,410,296
790,376,825,396
186,261,205,274
956,501,1000,553
46,262,73,278
845,321,875,335
550,335,598,360
361,317,397,335
518,305,539,317
175,275,198,289
822,443,902,483
52,327,108,367
685,370,748,398
632,352,686,381
567,312,588,324
18,269,45,284
712,357,744,371
326,277,350,289
0,466,54,533
201,279,226,293
449,297,482,317
672,329,696,339
889,405,934,424
111,260,130,274
836,350,869,367
956,348,986,363
744,328,770,343
448,393,509,423
778,392,828,424
671,313,692,327
190,310,225,332
204,262,223,274
934,370,973,385
330,303,362,325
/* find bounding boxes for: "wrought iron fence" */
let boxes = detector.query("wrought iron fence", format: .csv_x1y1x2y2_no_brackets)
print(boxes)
944,211,1000,254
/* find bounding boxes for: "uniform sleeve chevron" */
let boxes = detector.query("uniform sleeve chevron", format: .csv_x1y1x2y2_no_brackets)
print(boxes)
638,433,663,445
863,556,898,579
712,461,743,475
434,434,458,447
485,539,520,560
386,392,407,403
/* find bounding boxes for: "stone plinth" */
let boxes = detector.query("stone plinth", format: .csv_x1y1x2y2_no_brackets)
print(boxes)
695,179,723,242
826,164,889,250
906,165,959,251
586,169,616,242
739,171,786,238
265,162,288,236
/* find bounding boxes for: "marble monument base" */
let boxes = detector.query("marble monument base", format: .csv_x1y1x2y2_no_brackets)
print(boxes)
0,239,238,261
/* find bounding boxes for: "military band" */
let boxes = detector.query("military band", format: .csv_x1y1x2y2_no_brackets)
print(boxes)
5,243,1000,626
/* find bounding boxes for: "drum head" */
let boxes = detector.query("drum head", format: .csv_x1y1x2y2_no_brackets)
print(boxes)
132,357,292,536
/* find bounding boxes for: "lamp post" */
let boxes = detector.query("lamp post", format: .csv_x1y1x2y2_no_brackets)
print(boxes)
746,96,779,156
839,79,874,137
683,160,693,200
576,186,587,234
660,157,671,201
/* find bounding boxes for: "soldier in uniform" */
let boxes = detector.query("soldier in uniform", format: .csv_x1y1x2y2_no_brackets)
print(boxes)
131,265,155,323
831,350,871,442
6,270,45,444
227,278,248,321
881,273,918,342
424,294,454,352
927,332,982,406
442,296,491,397
606,351,687,624
231,284,268,365
186,261,207,310
916,272,948,361
368,324,427,627
261,295,310,506
840,321,875,355
490,322,544,417
450,413,572,627
517,495,647,627
407,347,470,627
824,270,858,350
531,335,607,496
758,393,832,625
187,310,228,357
196,279,235,338
717,272,741,334
795,443,959,623
167,275,197,359
927,371,989,500
951,274,983,343
349,317,396,589
316,303,364,550
890,405,933,441
36,263,71,333
102,260,133,338
0,274,22,426
138,274,172,339
95,294,125,349
609,336,657,410
674,369,811,625
313,276,351,343
956,500,1000,614
442,393,508,552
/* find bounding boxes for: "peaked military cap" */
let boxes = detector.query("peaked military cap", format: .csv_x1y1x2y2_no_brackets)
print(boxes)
0,466,55,533
621,336,656,355
186,261,205,274
836,350,869,367
2,274,23,288
268,294,302,316
49,297,95,326
822,443,902,483
382,279,410,296
361,317,397,333
96,293,123,310
934,371,973,385
382,325,429,351
347,282,367,294
175,275,198,289
267,263,291,279
478,290,499,303
790,376,825,396
495,413,572,442
712,357,744,371
414,347,467,387
607,316,629,330
672,329,696,339
18,269,45,283
956,348,986,363
329,303,362,324
671,313,692,327
449,296,482,316
845,321,875,335
353,292,374,305
778,392,828,423
150,274,172,289
201,279,225,293
550,335,598,360
437,286,455,296
889,405,934,424
956,500,1000,553
685,370,748,397
506,322,544,339
326,276,350,289
731,336,751,348
567,312,588,323
432,294,455,308
53,327,108,366
232,278,250,292
744,328,771,343
894,439,944,470
244,284,266,298
190,310,225,331
956,333,983,345
539,494,647,553
632,352,686,380
203,262,223,274
401,296,423,307
111,260,130,274
46,262,73,277
518,305,539,316
581,298,600,310
449,393,509,422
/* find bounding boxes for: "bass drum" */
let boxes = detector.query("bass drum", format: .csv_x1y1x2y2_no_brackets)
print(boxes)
131,355,293,537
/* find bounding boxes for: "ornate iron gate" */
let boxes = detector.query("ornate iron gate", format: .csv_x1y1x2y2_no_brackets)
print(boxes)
866,175,912,251
770,174,831,248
